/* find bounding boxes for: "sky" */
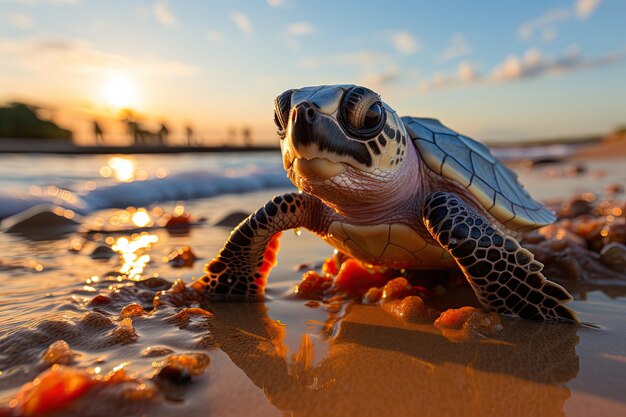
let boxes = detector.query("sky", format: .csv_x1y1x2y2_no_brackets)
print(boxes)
0,0,625,145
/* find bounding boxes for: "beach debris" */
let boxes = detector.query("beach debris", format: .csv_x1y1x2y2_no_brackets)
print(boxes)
2,204,81,239
141,346,175,358
331,259,394,297
600,243,626,274
380,277,415,303
362,287,382,304
606,183,624,195
7,365,96,416
90,244,116,260
435,306,503,341
155,353,211,380
164,246,197,268
214,211,249,227
42,340,80,366
294,270,332,300
112,318,139,344
5,365,156,417
558,197,594,218
152,353,211,401
384,296,428,323
164,212,192,232
119,303,146,319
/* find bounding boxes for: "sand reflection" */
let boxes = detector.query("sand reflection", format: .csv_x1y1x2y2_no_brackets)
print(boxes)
206,302,579,417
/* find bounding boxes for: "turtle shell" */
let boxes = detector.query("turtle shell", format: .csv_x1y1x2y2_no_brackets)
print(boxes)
402,116,556,231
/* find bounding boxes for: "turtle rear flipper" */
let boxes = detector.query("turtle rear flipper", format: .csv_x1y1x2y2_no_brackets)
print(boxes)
422,191,578,323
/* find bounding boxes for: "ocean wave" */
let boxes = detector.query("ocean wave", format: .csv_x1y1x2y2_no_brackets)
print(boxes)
0,170,292,221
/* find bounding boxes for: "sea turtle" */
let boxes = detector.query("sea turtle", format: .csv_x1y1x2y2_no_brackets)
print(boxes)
200,85,577,322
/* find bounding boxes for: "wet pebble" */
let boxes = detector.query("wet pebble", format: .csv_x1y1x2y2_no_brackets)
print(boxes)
90,244,116,260
600,242,626,274
141,346,175,358
42,340,80,366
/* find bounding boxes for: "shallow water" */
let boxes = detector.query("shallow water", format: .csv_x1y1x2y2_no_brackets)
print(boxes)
0,152,625,417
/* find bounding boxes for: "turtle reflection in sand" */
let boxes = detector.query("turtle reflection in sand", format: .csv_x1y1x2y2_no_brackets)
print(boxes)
200,85,577,322
206,302,579,417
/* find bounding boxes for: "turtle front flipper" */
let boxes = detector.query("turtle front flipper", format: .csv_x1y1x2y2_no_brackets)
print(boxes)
422,191,578,322
198,192,330,299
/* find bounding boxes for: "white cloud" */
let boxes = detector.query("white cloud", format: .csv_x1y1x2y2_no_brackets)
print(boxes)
8,12,33,29
576,0,602,19
0,36,199,77
419,47,625,92
286,22,313,36
390,31,419,55
439,34,471,61
266,0,283,6
206,30,223,44
153,1,176,27
519,0,603,41
231,10,252,34
518,7,571,40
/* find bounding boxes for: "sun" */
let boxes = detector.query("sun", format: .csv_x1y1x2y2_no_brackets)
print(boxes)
102,73,138,109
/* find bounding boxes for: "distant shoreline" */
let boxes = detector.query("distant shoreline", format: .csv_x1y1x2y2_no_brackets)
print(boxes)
0,139,280,155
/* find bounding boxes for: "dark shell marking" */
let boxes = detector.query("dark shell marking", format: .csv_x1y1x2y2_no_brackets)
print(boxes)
422,191,578,322
200,193,317,299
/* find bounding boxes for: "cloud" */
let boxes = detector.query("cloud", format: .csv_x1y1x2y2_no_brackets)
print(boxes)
153,1,176,26
8,12,33,29
231,10,252,34
418,47,625,92
518,7,571,40
266,0,283,6
390,31,420,55
286,22,313,36
519,0,603,41
206,30,223,44
0,36,199,77
576,0,602,18
439,34,471,61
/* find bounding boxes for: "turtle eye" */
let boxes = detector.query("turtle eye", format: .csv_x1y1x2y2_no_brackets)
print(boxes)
274,89,294,134
341,86,386,137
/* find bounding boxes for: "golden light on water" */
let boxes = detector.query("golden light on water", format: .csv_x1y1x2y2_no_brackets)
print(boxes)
101,156,136,182
111,233,159,280
131,209,152,228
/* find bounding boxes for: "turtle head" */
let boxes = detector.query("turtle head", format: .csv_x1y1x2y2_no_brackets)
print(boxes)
274,85,412,209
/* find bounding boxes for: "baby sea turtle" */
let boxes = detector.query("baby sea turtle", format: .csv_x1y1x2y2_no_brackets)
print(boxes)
201,85,577,322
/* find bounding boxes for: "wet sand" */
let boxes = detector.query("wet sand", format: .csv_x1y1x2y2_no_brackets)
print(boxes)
0,143,625,417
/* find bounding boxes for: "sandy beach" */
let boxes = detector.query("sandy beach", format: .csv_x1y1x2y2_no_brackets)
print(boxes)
0,139,624,417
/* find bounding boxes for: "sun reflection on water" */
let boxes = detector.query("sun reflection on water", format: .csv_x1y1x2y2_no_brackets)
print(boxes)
111,233,159,280
100,157,136,182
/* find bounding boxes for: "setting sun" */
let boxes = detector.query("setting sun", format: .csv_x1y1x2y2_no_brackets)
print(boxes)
103,73,138,109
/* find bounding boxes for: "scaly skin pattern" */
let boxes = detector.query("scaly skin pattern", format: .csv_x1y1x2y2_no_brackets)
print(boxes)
200,192,335,299
422,191,577,322
201,84,578,322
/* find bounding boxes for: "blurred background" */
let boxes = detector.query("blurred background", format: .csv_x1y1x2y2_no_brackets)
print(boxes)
0,0,625,149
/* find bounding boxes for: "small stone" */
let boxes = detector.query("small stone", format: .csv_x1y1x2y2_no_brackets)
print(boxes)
90,244,116,260
559,198,594,218
386,296,428,322
120,303,146,319
380,277,413,303
112,318,138,344
42,340,79,366
165,246,197,268
600,242,626,274
154,353,211,383
88,294,112,305
141,346,175,358
362,287,382,304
